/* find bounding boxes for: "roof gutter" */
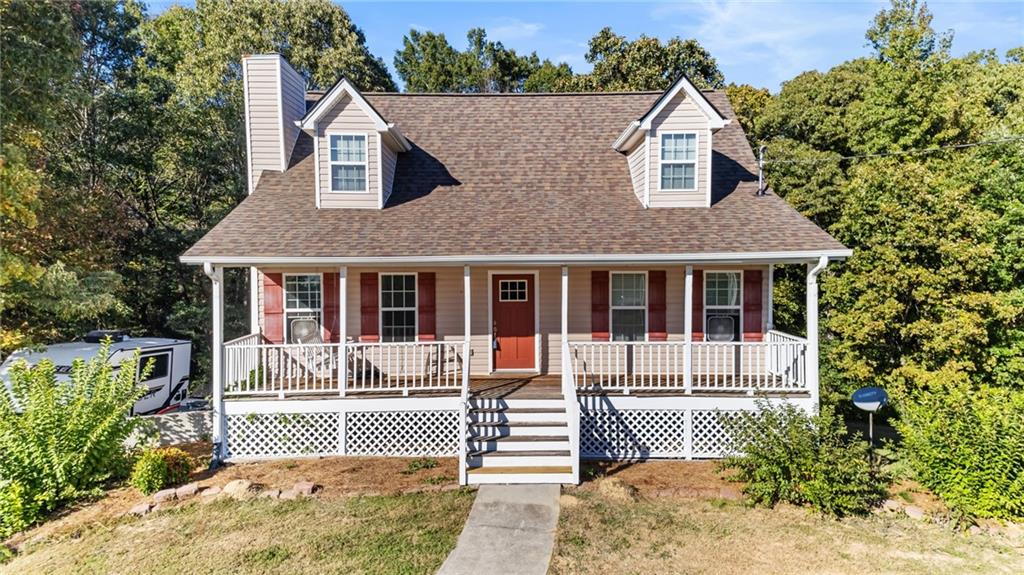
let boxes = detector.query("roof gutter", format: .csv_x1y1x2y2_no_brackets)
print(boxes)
612,121,641,152
181,249,853,268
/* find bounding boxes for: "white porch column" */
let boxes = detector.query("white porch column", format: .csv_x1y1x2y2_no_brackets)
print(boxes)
767,264,775,331
462,265,471,399
561,266,569,382
205,263,226,461
338,266,347,397
249,267,259,334
683,265,693,394
806,256,828,413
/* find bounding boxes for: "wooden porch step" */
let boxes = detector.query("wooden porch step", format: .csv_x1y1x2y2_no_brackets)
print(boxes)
467,466,573,475
470,421,567,428
468,434,568,443
468,449,571,457
469,407,565,414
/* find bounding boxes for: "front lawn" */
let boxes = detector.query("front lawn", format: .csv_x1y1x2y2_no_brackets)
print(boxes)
2,490,473,575
551,462,1024,575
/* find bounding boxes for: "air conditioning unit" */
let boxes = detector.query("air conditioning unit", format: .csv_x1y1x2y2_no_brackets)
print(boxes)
289,318,322,344
706,315,736,342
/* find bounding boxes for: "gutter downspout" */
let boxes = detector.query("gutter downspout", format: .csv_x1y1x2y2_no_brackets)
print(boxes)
806,255,828,414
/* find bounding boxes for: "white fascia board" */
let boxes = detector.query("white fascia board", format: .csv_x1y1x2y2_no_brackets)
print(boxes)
180,249,854,267
639,76,729,131
299,78,388,132
612,121,641,152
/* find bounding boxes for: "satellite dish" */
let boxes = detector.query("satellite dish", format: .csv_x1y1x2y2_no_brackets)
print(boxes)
852,386,888,413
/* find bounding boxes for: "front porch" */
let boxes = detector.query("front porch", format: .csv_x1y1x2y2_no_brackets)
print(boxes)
203,258,830,485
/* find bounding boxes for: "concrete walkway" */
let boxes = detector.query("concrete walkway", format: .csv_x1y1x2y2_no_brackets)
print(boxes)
437,485,560,575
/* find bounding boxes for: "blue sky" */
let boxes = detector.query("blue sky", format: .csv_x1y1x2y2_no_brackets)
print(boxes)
152,1,1023,91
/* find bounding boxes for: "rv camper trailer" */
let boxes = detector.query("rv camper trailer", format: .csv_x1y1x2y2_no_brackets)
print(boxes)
0,331,192,415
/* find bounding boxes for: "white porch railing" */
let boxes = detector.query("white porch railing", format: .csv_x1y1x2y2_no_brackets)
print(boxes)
570,333,807,394
223,336,464,398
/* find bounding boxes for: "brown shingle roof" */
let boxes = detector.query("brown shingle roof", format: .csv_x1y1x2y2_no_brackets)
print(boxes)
183,91,846,261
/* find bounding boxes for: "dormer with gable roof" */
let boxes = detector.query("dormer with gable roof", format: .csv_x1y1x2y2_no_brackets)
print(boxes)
613,76,730,208
296,79,410,209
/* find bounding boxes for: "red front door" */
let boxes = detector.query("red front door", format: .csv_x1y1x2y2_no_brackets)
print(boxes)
492,274,535,370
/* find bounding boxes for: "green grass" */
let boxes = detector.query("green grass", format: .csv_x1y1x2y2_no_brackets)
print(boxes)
3,490,475,575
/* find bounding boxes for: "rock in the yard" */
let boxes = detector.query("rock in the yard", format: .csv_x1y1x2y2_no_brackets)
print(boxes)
882,499,902,512
200,485,221,498
175,482,199,499
293,481,319,496
128,502,153,517
153,488,177,503
223,479,253,498
597,477,639,502
904,505,926,520
279,489,299,500
968,525,984,536
260,489,281,499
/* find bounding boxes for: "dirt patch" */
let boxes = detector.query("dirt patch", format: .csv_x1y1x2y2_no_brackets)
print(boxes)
580,460,741,499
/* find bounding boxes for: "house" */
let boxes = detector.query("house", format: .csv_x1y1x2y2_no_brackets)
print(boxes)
181,54,851,485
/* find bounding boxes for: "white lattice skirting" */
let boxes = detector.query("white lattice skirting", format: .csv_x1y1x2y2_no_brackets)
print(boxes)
578,393,815,460
224,406,458,460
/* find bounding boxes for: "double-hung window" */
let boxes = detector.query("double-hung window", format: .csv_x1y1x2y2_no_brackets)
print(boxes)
660,133,697,191
610,273,646,342
704,271,741,342
329,134,367,192
284,274,323,343
381,273,417,342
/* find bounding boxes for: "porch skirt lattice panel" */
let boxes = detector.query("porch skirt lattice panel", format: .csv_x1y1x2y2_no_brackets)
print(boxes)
580,407,747,460
346,410,459,457
580,409,687,459
226,412,343,459
224,409,458,459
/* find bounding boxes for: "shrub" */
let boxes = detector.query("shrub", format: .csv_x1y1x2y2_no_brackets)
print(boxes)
130,447,193,495
719,402,887,517
0,340,146,537
896,383,1024,520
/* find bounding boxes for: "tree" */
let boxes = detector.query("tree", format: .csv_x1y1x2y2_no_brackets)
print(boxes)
724,83,771,146
394,27,560,93
560,28,724,91
524,60,573,93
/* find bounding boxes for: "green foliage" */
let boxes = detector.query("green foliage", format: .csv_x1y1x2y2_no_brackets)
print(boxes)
130,447,194,495
895,383,1024,519
401,458,439,474
0,340,146,537
720,403,887,517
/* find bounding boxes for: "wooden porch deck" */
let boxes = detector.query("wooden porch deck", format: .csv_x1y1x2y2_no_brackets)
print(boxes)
224,373,808,401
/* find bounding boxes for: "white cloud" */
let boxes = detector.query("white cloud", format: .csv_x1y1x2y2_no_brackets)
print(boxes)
488,18,544,42
654,0,883,89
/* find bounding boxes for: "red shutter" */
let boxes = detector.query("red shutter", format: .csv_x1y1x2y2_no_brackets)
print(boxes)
591,271,609,341
263,272,284,344
418,272,436,341
648,270,667,341
692,270,704,342
323,272,339,343
360,273,379,342
743,270,764,342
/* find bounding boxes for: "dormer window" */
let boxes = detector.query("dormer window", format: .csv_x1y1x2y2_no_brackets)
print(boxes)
659,132,698,191
329,133,367,192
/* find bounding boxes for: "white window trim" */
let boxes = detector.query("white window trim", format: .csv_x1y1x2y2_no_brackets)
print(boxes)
702,270,744,342
610,271,649,342
657,131,699,193
379,272,418,343
282,272,325,342
326,131,369,194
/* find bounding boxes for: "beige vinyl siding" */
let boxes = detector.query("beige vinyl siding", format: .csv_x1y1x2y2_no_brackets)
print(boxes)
244,57,282,191
649,91,710,208
279,61,306,168
257,265,770,377
381,142,398,206
317,95,379,209
626,141,647,205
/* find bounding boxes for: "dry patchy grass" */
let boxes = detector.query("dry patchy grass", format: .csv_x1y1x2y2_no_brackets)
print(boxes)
552,462,1024,575
3,489,474,575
